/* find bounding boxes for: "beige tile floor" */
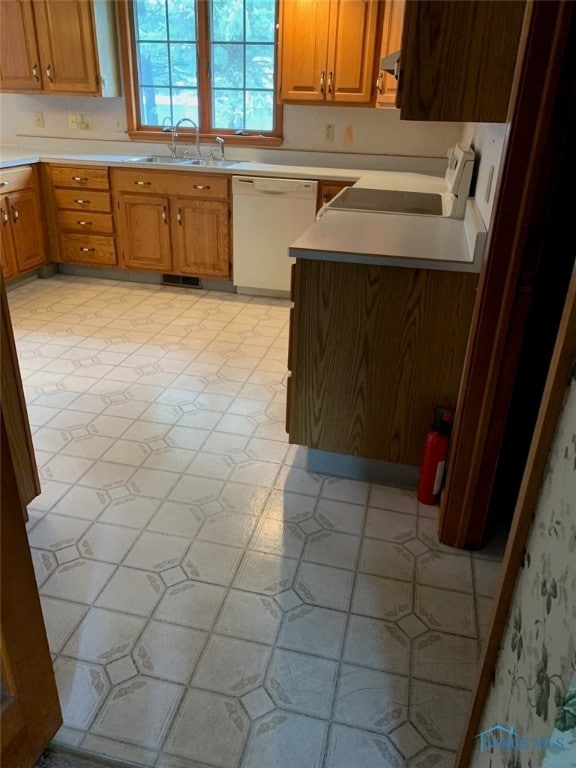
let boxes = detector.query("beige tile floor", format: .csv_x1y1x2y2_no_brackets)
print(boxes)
10,275,503,768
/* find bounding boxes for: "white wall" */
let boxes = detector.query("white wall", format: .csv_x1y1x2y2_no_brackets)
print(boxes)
0,92,465,159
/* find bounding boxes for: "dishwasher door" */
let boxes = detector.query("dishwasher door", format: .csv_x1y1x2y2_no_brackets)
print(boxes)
232,176,318,295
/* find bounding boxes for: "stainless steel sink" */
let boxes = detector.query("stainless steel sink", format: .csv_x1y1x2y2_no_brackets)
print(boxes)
124,156,192,165
327,186,444,216
124,156,239,168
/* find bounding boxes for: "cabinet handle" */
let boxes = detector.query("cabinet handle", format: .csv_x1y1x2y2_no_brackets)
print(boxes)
76,220,93,226
11,205,19,223
177,207,182,225
74,199,91,204
162,205,167,224
46,64,53,82
32,63,40,81
0,181,8,187
0,207,8,224
320,70,325,95
72,176,89,183
327,71,333,94
376,72,383,95
134,180,152,186
192,184,210,190
80,247,96,252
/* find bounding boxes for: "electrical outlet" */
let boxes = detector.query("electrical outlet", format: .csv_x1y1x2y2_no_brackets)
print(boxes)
114,117,124,132
77,114,91,130
325,123,335,142
67,113,77,129
34,111,44,128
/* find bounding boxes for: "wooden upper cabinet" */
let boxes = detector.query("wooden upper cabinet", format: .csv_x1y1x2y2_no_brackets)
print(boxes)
397,0,526,122
0,1,42,92
0,0,120,96
32,0,99,94
279,0,380,105
375,0,404,108
173,198,230,279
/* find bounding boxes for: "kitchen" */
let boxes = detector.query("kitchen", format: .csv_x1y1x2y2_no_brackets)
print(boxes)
2,2,574,768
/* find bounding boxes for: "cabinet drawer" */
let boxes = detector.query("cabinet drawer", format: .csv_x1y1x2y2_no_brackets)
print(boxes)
59,234,117,265
54,189,112,212
111,169,229,199
57,211,114,234
0,165,35,192
51,165,110,190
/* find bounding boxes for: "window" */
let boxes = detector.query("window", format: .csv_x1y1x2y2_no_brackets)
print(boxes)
120,0,282,142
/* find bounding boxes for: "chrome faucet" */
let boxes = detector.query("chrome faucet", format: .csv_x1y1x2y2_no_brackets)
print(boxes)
215,136,225,161
162,117,201,158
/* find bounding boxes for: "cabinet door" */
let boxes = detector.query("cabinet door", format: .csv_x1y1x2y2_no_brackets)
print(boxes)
173,198,230,279
398,0,525,122
376,0,404,108
0,0,42,92
0,201,18,279
328,0,380,103
117,193,172,271
6,189,46,273
278,0,331,102
32,0,99,94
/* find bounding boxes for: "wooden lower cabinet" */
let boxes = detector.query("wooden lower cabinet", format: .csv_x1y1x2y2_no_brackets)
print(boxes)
112,169,231,279
173,198,230,278
117,193,172,271
287,258,478,466
0,174,47,278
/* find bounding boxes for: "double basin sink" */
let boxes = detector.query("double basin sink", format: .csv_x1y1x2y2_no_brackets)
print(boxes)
124,156,239,168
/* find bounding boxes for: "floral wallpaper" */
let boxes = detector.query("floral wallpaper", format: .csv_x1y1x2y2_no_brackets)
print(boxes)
471,363,576,768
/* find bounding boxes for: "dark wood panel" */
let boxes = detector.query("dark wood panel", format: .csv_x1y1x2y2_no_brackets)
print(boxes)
288,259,477,465
399,0,525,122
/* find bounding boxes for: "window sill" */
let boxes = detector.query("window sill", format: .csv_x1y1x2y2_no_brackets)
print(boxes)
126,130,284,148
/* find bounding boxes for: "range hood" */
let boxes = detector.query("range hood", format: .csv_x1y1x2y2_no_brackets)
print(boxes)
380,50,401,78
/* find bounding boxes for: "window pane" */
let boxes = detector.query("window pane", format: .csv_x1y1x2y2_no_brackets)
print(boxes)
167,0,196,40
245,0,275,42
135,0,167,40
245,91,273,131
211,0,244,42
213,90,245,130
171,89,199,125
138,42,170,87
212,44,244,89
245,44,274,89
170,43,197,87
140,86,172,125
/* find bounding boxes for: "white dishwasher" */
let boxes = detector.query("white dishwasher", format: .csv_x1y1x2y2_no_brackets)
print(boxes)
232,176,318,296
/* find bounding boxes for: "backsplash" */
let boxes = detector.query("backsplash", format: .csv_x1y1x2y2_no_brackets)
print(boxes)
0,93,464,158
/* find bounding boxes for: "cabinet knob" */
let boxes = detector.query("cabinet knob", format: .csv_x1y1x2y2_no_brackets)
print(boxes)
32,63,40,81
320,71,325,95
80,247,96,252
11,205,19,223
77,220,93,226
0,207,8,224
74,199,91,205
72,176,89,183
46,64,53,82
0,181,9,187
192,184,210,190
327,71,333,95
134,181,152,186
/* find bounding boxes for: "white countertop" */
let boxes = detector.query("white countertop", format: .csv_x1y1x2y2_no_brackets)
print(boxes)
290,199,486,273
0,144,486,273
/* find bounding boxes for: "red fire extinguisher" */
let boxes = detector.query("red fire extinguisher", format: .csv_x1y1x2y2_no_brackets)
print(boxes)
417,407,453,505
